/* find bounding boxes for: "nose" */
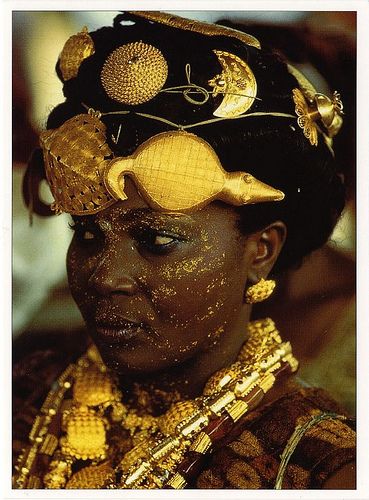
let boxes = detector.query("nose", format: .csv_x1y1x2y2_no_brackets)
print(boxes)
88,252,139,297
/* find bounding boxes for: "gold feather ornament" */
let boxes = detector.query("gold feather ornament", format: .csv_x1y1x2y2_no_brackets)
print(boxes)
292,88,319,146
289,64,343,149
59,27,95,81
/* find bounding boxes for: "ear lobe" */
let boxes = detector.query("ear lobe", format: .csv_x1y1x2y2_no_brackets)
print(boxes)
247,221,287,283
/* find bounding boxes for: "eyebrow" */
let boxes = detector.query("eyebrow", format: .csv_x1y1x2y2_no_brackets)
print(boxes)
74,208,195,227
120,208,195,222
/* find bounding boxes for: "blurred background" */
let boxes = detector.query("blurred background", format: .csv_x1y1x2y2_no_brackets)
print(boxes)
12,10,356,412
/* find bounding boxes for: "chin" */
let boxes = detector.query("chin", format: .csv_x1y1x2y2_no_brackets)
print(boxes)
94,341,177,375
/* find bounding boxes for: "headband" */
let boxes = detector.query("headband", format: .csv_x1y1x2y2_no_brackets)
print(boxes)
40,11,343,216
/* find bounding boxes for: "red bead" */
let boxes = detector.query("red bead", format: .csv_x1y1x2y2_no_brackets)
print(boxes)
205,413,234,442
176,451,204,479
245,386,264,409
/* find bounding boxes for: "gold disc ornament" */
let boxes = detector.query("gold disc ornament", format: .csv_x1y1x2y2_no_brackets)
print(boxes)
101,42,168,105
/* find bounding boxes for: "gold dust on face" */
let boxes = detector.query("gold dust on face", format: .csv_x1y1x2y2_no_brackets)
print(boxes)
159,256,204,280
205,275,226,294
196,298,225,322
67,190,251,375
151,284,177,302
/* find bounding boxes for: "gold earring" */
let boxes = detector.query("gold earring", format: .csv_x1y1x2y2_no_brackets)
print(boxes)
245,278,276,304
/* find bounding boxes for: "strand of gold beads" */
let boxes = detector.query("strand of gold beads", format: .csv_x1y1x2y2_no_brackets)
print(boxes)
114,318,298,489
13,318,298,489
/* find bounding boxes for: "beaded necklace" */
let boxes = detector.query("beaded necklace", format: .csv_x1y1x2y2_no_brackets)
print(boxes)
14,318,298,489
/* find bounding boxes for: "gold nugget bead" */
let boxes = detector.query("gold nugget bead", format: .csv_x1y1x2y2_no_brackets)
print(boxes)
234,371,260,397
189,431,212,454
208,391,235,416
110,401,127,422
166,472,187,489
159,400,199,435
226,399,249,422
44,460,72,489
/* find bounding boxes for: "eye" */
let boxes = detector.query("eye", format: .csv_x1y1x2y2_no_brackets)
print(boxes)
69,222,99,243
154,235,175,246
136,229,183,256
82,230,96,240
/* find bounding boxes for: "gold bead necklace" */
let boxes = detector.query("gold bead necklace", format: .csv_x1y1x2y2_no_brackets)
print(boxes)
14,318,298,489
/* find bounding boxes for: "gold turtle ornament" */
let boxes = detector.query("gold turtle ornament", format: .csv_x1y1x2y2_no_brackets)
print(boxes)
104,130,285,212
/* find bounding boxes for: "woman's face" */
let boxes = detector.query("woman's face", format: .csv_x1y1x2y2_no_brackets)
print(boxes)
67,179,260,375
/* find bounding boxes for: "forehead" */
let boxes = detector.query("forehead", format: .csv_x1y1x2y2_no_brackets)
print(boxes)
74,178,240,233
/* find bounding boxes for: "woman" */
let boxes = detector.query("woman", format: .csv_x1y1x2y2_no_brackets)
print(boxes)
13,11,355,489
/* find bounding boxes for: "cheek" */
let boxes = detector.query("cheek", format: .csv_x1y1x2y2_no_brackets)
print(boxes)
144,241,244,333
66,241,97,309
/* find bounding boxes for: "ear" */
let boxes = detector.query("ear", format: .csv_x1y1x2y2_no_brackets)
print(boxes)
246,221,287,284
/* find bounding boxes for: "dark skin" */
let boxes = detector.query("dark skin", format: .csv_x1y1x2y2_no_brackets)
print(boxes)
67,178,355,488
67,179,286,403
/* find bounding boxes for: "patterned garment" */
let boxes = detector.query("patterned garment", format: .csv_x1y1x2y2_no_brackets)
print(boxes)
195,388,355,489
13,331,355,489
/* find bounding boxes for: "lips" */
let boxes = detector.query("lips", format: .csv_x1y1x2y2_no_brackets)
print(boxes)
93,318,149,344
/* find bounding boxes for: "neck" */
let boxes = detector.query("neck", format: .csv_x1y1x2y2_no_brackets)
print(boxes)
116,308,254,414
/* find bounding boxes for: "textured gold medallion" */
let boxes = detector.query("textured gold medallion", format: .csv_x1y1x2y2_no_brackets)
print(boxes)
101,42,168,105
66,462,114,489
62,406,107,460
73,364,116,406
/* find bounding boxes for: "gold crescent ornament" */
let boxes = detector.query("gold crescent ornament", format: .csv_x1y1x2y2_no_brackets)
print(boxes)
209,50,257,118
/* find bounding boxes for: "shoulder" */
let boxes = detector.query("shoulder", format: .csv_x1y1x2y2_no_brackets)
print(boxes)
196,387,355,489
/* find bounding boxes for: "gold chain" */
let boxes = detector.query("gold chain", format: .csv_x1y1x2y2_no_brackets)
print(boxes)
14,318,298,489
